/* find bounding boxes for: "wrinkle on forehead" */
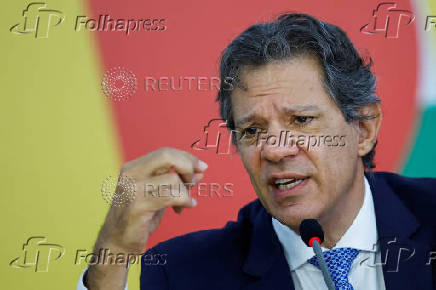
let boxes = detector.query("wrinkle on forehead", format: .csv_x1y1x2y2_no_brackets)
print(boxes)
231,54,336,128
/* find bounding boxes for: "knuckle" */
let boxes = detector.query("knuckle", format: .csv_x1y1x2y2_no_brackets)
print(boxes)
159,151,173,164
168,172,182,184
160,147,174,156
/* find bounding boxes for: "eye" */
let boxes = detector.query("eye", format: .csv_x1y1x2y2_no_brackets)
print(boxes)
294,116,314,126
242,127,261,138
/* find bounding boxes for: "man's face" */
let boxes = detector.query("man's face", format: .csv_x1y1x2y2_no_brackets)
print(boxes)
231,55,363,231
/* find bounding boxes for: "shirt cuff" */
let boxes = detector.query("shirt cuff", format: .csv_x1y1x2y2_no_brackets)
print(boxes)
77,268,129,290
77,268,89,290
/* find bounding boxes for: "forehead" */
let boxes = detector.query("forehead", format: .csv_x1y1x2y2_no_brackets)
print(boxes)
238,55,324,92
231,55,338,124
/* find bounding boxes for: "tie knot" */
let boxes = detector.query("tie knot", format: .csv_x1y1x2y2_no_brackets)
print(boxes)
308,247,359,290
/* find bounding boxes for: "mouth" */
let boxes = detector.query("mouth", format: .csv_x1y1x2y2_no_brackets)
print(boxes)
268,173,310,198
274,178,307,190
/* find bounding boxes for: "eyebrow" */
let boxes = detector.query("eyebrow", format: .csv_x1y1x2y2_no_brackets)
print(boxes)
235,105,321,127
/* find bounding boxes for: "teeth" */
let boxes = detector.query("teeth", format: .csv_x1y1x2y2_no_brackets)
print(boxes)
275,178,295,185
275,178,304,190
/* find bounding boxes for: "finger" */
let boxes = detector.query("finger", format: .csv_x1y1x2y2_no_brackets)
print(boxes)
168,148,208,173
173,206,183,214
192,173,204,184
143,174,179,198
143,173,196,209
172,197,198,214
193,160,208,173
148,148,207,183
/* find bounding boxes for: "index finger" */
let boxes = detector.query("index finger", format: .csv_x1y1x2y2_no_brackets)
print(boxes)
149,148,208,183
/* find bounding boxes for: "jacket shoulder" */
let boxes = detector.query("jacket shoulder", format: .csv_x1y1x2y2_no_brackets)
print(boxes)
145,198,263,262
140,199,264,288
371,171,436,224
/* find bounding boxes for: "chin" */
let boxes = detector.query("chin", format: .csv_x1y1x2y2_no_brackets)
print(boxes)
271,202,322,230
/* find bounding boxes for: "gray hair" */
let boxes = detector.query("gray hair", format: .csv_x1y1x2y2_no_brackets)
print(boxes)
216,13,380,169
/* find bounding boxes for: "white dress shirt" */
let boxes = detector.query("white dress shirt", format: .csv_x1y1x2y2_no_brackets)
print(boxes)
272,177,386,290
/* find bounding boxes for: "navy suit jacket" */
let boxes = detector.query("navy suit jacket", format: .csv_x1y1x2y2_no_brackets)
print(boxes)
140,172,436,289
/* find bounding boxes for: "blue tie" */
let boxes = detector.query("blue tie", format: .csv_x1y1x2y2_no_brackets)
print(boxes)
307,247,359,290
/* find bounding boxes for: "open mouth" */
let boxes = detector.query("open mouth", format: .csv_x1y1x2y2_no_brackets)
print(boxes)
274,177,308,190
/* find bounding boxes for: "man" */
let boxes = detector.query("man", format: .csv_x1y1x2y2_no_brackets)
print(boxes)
79,13,436,289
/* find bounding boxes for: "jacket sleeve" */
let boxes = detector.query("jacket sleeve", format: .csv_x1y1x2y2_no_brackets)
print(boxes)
139,248,170,290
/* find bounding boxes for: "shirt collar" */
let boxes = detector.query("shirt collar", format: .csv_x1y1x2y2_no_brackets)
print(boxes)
272,176,378,271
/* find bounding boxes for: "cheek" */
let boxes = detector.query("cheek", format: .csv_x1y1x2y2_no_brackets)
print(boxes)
337,131,361,164
239,146,260,178
239,146,269,199
305,134,359,182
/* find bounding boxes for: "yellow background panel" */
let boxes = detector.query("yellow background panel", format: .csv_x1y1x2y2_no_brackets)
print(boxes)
0,1,140,289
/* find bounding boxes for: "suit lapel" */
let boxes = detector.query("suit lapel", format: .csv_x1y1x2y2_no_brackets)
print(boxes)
240,173,434,290
368,173,434,290
241,202,295,290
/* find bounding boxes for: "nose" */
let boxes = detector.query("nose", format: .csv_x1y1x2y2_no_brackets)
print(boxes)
260,129,299,163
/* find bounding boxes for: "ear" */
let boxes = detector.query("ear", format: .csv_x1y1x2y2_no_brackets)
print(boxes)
357,103,382,158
